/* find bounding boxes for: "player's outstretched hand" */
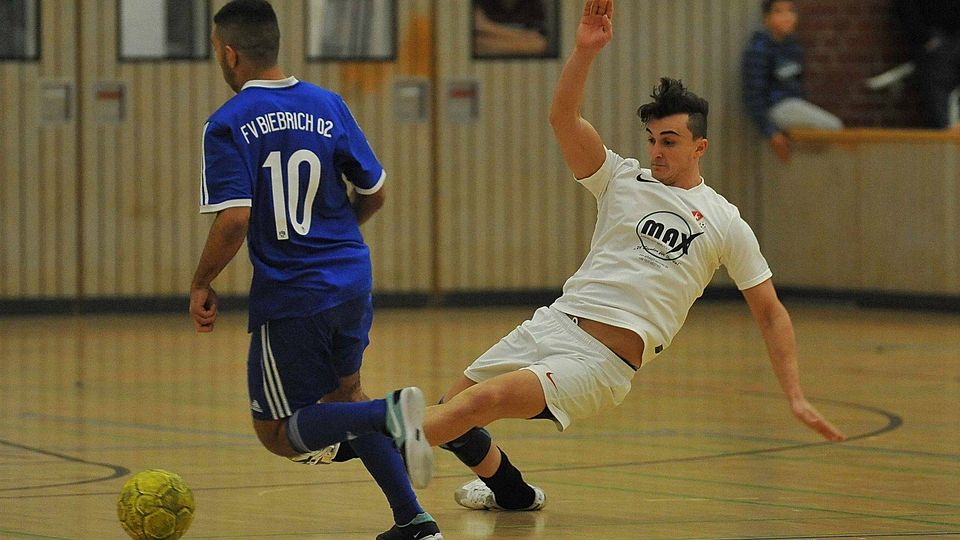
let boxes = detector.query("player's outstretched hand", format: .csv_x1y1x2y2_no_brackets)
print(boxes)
791,397,846,441
190,285,219,333
577,0,614,51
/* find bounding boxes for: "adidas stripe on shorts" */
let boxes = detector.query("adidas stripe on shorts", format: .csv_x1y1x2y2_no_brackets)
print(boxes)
247,294,373,420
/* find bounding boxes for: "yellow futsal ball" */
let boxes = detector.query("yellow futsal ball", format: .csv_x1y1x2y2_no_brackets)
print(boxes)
117,469,195,540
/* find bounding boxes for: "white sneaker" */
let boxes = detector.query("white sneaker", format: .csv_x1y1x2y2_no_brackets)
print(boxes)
454,479,547,511
385,387,433,489
289,443,340,465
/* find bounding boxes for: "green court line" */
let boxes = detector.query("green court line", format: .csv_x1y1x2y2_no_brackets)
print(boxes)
691,532,960,539
518,435,960,481
505,427,960,462
708,446,960,479
588,467,960,510
541,477,960,528
0,530,71,540
18,412,254,439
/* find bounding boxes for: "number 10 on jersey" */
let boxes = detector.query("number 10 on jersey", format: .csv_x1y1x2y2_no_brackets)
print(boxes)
263,150,321,240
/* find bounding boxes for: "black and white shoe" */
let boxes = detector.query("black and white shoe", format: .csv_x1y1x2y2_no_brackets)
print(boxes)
376,512,442,540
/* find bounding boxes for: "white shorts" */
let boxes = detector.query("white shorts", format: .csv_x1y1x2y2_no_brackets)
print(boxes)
463,306,637,431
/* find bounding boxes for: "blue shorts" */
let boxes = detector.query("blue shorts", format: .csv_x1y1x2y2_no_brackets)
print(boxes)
247,294,373,420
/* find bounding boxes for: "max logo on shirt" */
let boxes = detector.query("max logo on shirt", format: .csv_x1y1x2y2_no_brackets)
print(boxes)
636,211,704,261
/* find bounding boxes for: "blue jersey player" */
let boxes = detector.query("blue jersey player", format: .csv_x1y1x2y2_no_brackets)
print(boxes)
188,2,439,538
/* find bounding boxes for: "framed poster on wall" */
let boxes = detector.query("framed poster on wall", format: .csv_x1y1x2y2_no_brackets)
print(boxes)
0,0,40,60
118,0,210,61
306,0,397,61
472,0,559,60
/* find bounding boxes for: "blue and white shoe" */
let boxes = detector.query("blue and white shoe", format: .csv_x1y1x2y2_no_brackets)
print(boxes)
385,387,433,489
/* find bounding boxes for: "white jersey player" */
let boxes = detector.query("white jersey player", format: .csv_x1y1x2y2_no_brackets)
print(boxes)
420,0,847,513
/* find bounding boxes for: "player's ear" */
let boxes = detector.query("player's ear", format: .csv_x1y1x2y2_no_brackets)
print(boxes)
695,137,708,157
224,45,239,69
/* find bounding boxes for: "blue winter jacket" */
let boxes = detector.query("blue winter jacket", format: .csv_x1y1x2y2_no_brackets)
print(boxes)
741,30,805,138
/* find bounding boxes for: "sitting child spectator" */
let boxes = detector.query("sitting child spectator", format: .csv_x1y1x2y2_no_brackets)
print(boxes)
741,0,843,162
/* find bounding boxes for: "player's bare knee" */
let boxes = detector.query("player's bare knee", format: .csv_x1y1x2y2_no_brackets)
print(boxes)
252,418,296,457
465,384,510,416
324,373,367,402
322,383,368,403
441,376,477,403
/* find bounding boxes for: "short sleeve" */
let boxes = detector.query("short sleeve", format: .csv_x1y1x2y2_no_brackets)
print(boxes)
199,120,252,214
334,98,385,195
721,213,773,290
576,147,621,200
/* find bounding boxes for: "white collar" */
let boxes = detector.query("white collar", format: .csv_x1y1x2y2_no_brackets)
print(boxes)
241,76,299,91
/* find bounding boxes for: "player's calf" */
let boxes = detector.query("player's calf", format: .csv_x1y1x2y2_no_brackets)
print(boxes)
439,426,492,467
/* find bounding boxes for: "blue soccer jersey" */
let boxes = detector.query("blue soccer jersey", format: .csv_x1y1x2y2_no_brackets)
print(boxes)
200,77,384,330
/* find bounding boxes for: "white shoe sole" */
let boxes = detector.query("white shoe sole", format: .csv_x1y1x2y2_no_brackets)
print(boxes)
395,387,433,489
455,479,546,511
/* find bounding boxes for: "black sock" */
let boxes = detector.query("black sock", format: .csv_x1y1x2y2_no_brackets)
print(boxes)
479,450,535,509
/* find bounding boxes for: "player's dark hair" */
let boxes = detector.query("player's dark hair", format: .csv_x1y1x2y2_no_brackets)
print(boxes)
762,0,793,15
213,0,280,69
636,77,709,139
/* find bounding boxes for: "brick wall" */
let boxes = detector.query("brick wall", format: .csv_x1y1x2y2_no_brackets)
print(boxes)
796,0,922,127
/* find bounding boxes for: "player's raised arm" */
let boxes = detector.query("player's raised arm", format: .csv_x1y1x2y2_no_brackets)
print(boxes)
549,0,614,179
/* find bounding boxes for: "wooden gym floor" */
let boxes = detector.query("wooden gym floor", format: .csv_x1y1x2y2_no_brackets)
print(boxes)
1,300,959,539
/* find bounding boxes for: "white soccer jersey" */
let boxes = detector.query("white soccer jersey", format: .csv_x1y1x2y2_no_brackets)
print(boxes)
551,148,772,364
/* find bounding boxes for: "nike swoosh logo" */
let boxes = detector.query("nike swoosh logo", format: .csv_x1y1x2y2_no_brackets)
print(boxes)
545,371,558,390
666,231,705,255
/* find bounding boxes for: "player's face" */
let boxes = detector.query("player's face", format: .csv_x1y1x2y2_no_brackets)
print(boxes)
645,114,707,188
764,0,798,40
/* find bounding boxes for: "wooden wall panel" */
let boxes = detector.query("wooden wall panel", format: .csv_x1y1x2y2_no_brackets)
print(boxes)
73,0,435,301
277,0,436,294
860,143,960,294
433,0,763,292
76,0,242,298
761,131,960,295
349,0,435,294
0,2,78,300
760,145,862,289
4,1,958,306
434,1,582,292
0,65,27,296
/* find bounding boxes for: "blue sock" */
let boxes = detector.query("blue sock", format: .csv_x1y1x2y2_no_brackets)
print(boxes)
287,399,387,451
348,433,423,525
